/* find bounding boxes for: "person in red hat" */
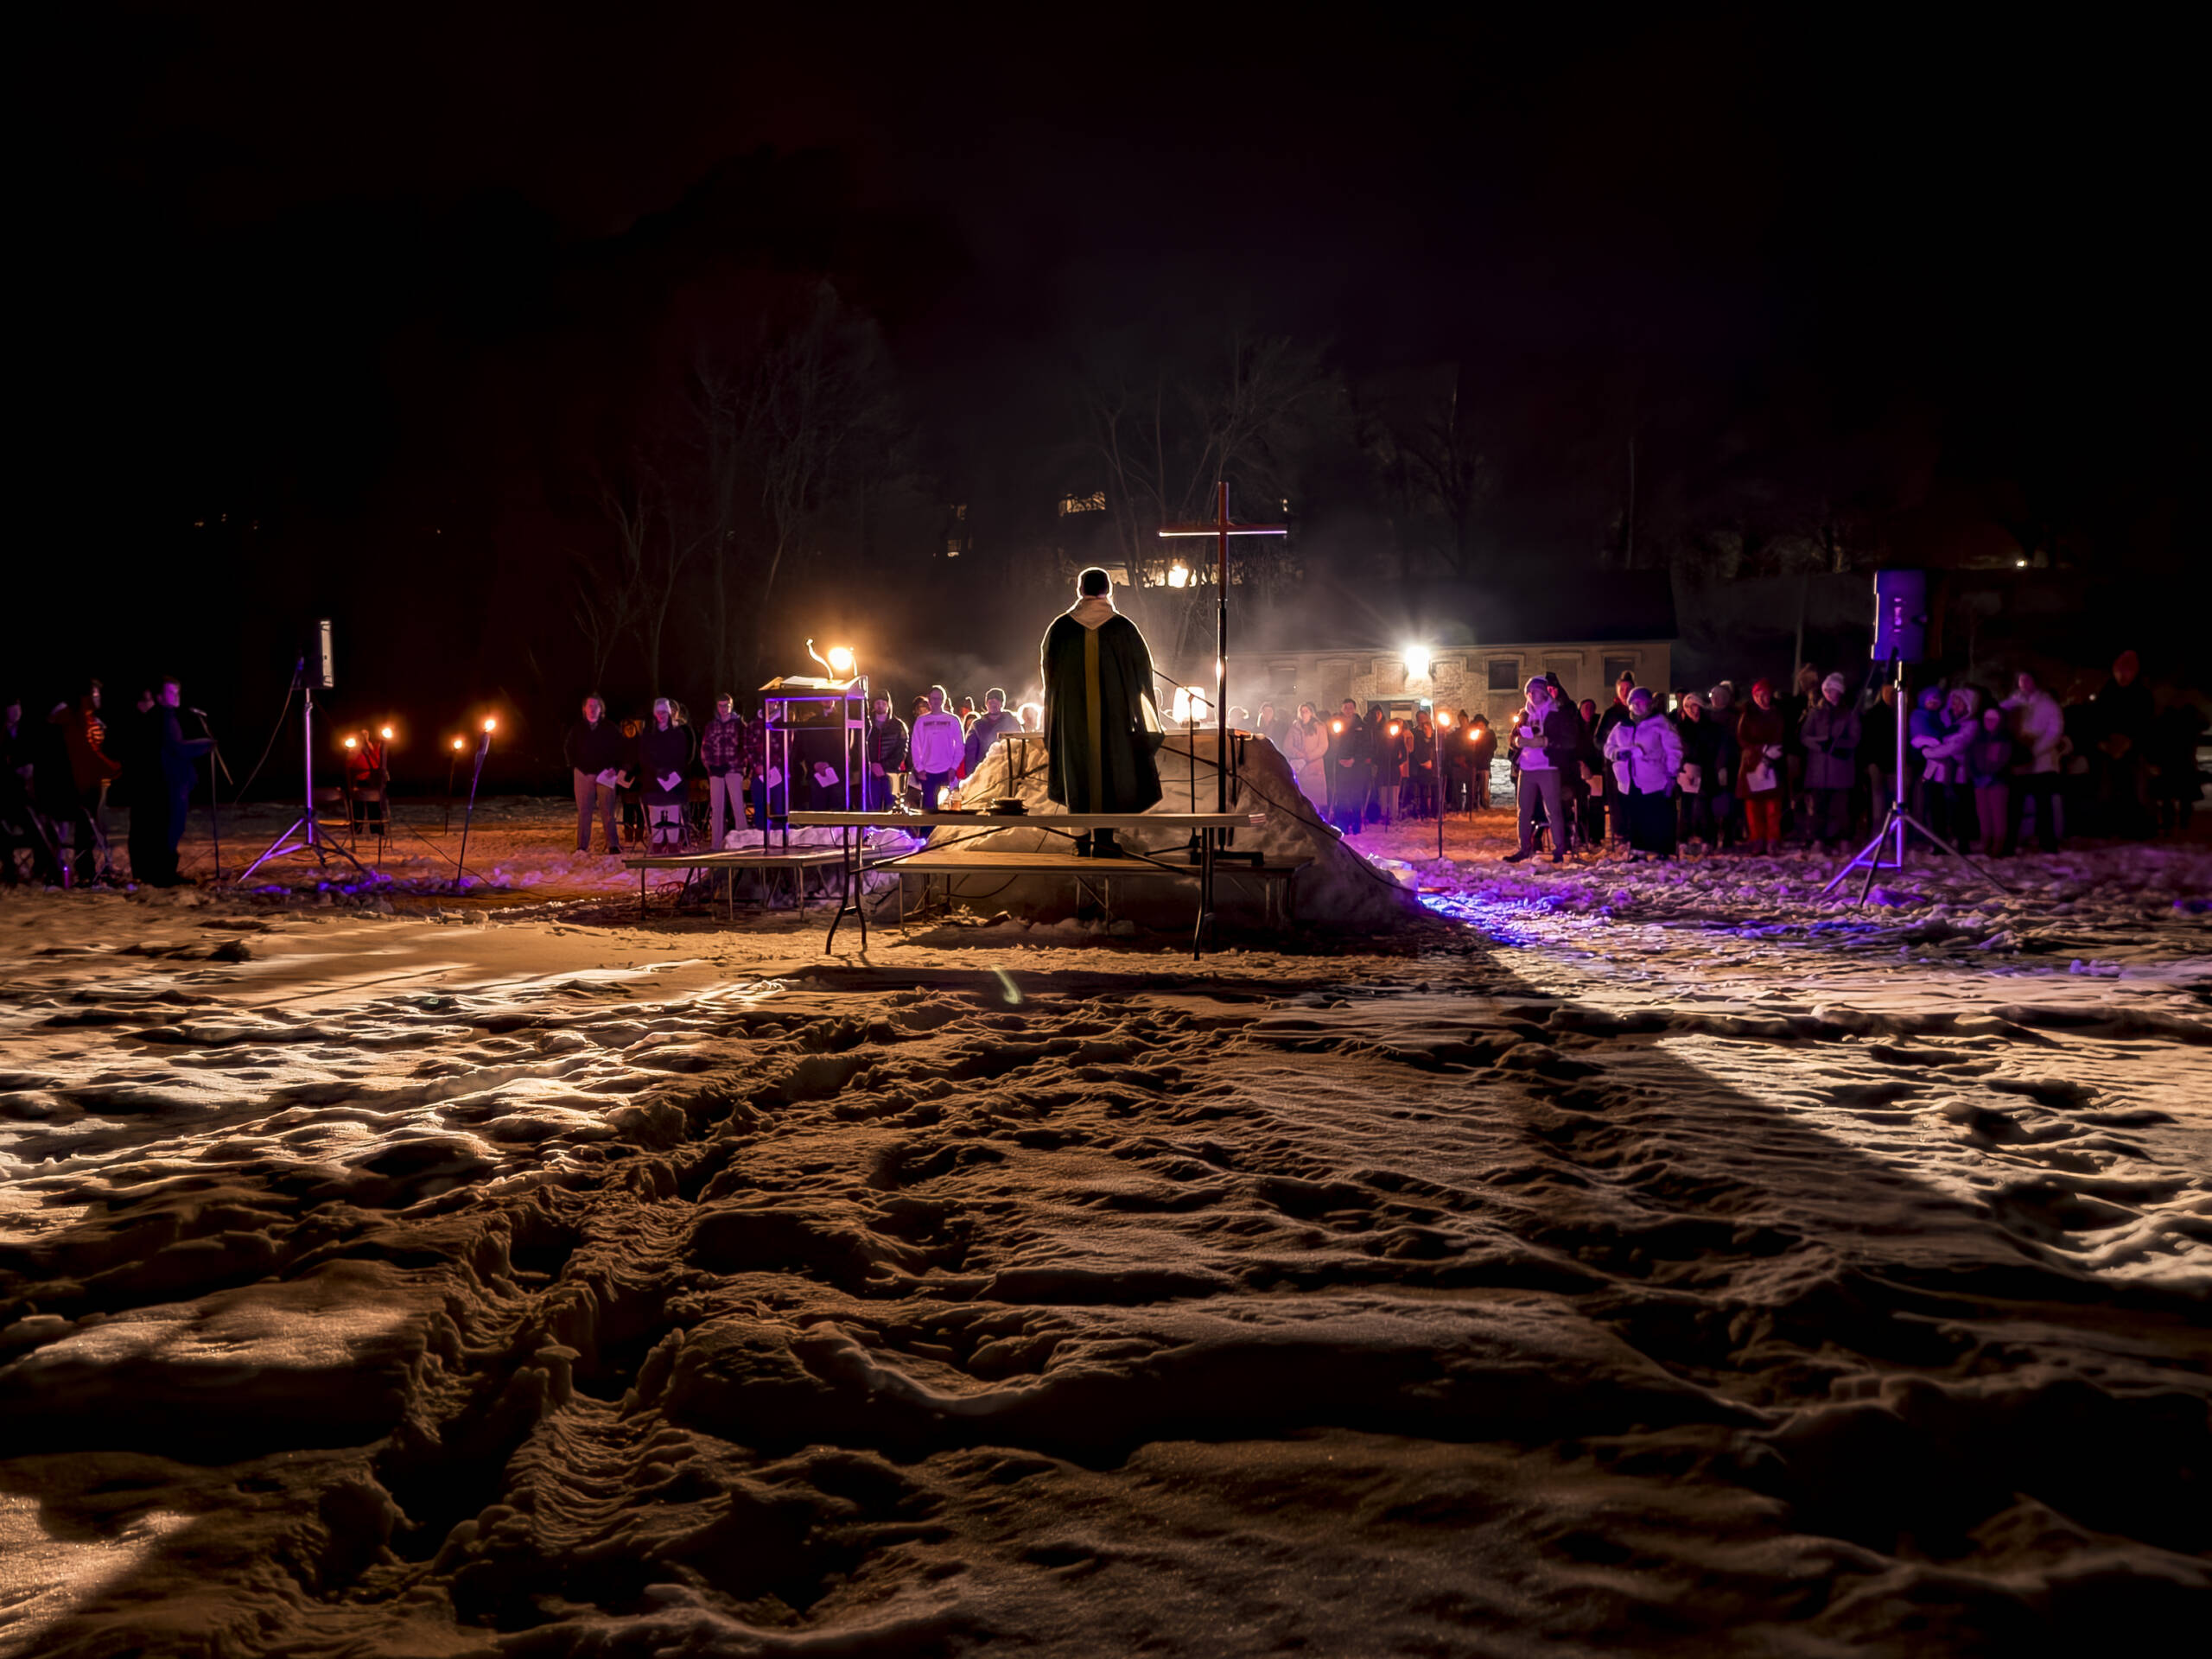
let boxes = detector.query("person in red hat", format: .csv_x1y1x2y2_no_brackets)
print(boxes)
1734,677,1787,855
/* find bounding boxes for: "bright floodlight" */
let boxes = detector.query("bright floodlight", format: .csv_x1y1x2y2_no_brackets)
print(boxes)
826,645,855,676
1403,645,1432,679
1166,563,1190,588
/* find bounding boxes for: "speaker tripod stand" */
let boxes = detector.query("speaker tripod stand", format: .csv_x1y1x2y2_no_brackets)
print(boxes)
238,667,369,885
1821,656,2008,906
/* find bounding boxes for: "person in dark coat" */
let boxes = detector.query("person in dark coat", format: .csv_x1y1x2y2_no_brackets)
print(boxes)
1465,714,1497,810
636,697,694,849
963,688,1023,778
1040,566,1163,858
1592,673,1637,845
1505,677,1582,863
564,694,629,855
863,692,909,811
2091,648,2154,836
1370,709,1408,826
1673,692,1721,847
1325,699,1373,834
1799,671,1863,849
1860,681,1900,833
150,677,212,886
1,692,63,886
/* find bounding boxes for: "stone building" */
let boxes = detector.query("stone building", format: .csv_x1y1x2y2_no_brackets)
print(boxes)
1227,636,1675,726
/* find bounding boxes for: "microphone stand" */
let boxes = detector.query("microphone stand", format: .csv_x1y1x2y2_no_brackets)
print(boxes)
238,658,368,885
194,710,229,880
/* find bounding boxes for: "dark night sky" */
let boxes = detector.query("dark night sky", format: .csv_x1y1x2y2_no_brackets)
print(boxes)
18,7,2201,766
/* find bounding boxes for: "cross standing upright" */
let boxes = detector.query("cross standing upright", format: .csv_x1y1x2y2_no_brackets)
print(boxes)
1157,481,1287,810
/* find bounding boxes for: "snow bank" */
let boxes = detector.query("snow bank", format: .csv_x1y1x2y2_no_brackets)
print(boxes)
925,731,1422,931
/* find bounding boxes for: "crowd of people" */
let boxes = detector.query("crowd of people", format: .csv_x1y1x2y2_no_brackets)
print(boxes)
561,685,1041,854
1,678,210,888
1259,700,1498,834
1485,650,2203,865
7,641,2202,889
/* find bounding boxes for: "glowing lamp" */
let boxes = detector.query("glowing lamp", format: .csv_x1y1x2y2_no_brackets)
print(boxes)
482,717,498,733
1331,720,1343,734
1388,722,1401,736
1402,645,1432,680
1166,563,1190,588
451,737,464,752
342,735,357,749
379,725,394,741
826,645,855,676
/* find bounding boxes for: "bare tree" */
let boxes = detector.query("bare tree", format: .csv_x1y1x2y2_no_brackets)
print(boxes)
1363,364,1496,583
1078,327,1339,570
687,283,901,688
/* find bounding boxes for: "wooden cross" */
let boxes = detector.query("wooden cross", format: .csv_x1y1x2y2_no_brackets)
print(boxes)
1159,481,1287,810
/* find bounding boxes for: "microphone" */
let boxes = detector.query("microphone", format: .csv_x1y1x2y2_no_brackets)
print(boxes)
188,707,209,718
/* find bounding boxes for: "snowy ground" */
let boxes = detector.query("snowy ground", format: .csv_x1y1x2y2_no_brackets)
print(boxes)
2,799,2207,1655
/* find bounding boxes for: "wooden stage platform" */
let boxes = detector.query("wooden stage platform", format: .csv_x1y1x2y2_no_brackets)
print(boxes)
620,846,858,918
786,809,1282,957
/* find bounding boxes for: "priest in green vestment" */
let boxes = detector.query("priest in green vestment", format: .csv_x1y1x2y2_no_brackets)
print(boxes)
1039,566,1165,856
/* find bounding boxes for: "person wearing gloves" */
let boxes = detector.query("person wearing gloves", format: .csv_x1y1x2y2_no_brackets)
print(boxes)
1504,676,1582,863
1734,677,1787,855
637,697,693,850
1798,671,1862,849
909,684,968,810
2003,668,2068,852
1604,686,1685,859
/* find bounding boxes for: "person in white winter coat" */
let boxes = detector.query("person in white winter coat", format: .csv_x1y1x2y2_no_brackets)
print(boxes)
1603,688,1685,857
1918,685,1983,846
2002,669,2067,851
1287,702,1331,806
909,686,968,810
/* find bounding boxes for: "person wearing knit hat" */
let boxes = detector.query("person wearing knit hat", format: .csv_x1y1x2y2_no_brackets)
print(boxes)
1735,678,1787,854
1800,669,1863,850
1674,690,1723,849
1603,685,1685,859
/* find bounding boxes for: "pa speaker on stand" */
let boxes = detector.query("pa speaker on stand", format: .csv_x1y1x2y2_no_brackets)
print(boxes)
1821,571,2006,906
